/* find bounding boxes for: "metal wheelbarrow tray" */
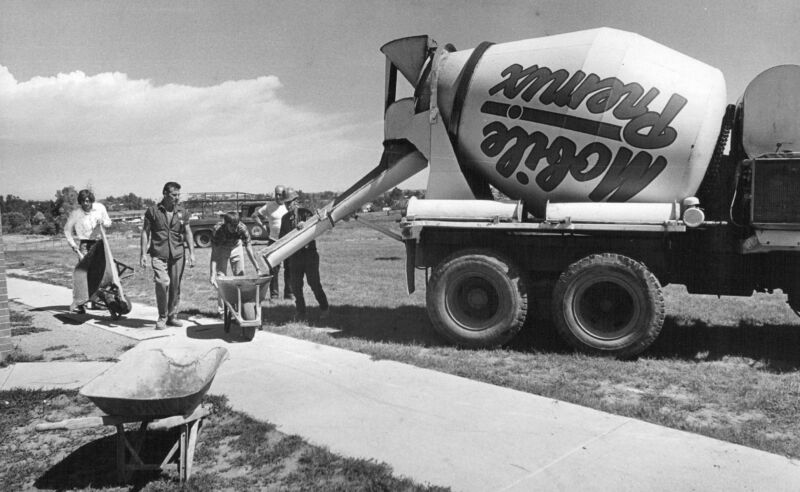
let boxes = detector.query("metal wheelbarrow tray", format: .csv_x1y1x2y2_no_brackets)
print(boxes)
79,346,229,418
76,227,134,319
216,273,272,340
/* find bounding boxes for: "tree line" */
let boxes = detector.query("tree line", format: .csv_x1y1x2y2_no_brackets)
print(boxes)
1,186,424,235
0,186,155,235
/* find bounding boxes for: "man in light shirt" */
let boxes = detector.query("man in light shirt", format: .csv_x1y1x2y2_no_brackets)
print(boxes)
254,185,292,300
64,189,112,313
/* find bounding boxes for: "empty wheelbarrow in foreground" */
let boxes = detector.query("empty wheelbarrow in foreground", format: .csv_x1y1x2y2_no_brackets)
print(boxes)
36,346,229,483
215,273,272,340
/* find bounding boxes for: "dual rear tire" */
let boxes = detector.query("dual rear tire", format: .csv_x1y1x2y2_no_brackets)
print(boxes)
426,250,664,357
552,254,664,358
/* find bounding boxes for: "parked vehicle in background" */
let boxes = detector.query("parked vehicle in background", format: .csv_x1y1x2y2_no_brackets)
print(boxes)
185,192,270,248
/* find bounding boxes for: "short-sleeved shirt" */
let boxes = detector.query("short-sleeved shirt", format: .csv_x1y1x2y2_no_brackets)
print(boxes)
144,202,188,260
279,207,317,252
257,201,287,241
211,222,251,250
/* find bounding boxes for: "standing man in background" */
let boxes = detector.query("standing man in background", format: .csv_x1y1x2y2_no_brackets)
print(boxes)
65,189,112,313
140,181,195,330
254,185,292,300
279,188,329,319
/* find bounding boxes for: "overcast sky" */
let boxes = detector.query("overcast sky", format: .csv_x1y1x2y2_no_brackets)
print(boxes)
1,0,798,201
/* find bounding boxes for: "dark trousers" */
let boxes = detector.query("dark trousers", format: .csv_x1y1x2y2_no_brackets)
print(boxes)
288,250,328,314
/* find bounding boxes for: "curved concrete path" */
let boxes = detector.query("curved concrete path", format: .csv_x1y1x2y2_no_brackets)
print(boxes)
4,277,800,491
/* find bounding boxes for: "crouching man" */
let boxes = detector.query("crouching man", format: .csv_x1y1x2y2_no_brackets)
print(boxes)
209,211,263,315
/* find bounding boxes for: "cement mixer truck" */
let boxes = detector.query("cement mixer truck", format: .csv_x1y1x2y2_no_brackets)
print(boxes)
263,27,800,358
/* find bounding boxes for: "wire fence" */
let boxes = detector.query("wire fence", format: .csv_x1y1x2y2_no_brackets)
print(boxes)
2,234,139,252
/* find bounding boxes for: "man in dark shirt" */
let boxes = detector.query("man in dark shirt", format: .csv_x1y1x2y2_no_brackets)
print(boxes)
279,189,329,319
140,181,195,330
209,211,263,314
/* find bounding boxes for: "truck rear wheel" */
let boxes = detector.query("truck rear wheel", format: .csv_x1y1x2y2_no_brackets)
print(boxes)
426,250,528,348
552,253,664,358
194,230,212,248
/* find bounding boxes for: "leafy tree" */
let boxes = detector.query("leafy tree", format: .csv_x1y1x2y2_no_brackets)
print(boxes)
53,186,78,233
1,195,30,215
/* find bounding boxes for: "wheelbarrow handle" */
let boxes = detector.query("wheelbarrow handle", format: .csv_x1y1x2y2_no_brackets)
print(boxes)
35,416,106,431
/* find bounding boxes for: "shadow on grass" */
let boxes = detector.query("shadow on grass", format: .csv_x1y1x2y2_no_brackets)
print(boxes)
257,303,575,354
35,430,178,491
649,316,800,371
267,302,800,368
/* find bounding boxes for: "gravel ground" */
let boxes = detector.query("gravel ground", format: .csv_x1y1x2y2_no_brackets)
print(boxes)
9,301,136,362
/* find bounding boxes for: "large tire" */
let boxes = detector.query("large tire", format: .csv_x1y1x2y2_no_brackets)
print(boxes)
426,249,528,348
552,253,664,358
194,230,213,248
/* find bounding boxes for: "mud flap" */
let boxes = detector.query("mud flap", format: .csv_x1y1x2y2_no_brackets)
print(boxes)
405,240,416,294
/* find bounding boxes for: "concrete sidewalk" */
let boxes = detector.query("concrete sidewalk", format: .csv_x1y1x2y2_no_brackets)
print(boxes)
4,277,800,491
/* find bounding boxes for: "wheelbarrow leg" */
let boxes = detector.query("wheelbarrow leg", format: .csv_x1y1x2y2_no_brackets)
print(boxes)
178,418,202,482
115,424,127,483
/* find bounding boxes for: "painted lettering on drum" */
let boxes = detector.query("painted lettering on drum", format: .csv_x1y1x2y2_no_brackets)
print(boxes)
476,63,685,202
487,64,688,150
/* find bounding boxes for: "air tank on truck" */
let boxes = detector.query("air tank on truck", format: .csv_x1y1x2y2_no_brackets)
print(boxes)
262,27,800,358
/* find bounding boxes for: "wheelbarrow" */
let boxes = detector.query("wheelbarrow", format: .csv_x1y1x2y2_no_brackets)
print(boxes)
37,346,229,483
215,273,272,340
75,227,133,319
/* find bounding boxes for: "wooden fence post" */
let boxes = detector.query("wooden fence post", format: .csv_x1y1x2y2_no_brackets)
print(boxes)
0,214,11,363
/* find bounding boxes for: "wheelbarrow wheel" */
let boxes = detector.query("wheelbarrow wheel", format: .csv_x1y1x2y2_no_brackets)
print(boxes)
242,326,256,341
223,306,231,333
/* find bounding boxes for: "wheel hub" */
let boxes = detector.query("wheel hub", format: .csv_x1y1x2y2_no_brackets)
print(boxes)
446,275,501,331
466,288,489,309
574,280,637,340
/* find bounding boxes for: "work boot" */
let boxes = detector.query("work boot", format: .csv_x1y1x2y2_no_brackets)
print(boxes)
166,317,183,328
155,317,167,330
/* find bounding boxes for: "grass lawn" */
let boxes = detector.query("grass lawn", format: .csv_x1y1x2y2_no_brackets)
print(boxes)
0,389,447,491
6,213,800,461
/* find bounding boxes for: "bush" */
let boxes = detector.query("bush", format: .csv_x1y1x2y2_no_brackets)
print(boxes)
2,212,31,233
31,221,57,235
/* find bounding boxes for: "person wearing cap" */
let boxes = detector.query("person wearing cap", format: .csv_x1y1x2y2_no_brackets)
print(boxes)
254,185,292,300
209,211,263,314
65,189,112,314
279,188,329,319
